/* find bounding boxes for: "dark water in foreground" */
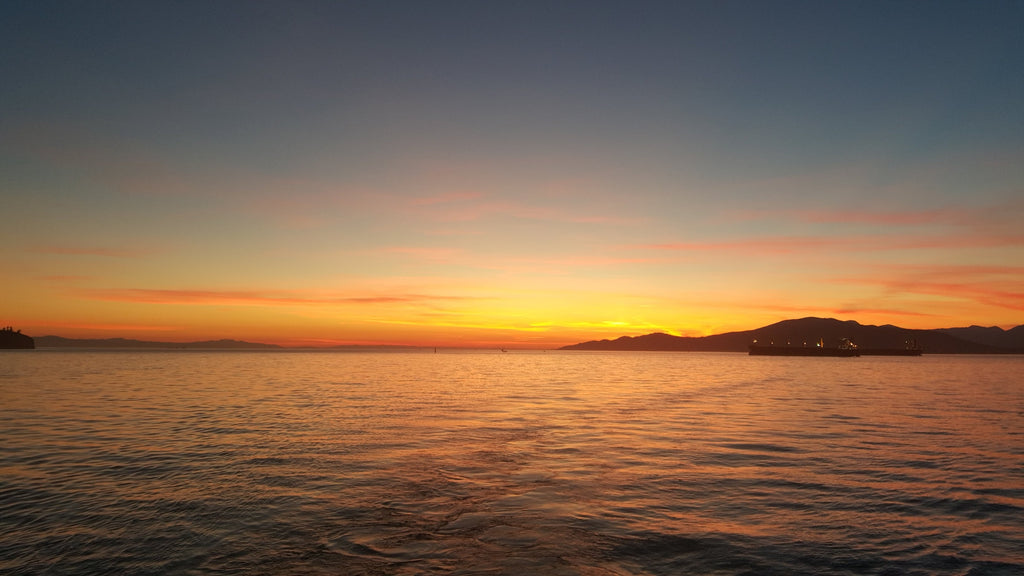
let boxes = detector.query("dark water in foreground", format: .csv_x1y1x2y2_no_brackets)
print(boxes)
1,350,1022,575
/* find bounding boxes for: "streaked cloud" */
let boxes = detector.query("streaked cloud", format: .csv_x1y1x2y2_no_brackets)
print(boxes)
71,288,477,307
381,246,465,263
409,194,639,225
4,2,1021,344
736,201,1024,232
28,320,182,333
410,191,484,206
788,208,959,226
826,307,934,318
832,263,1024,313
37,275,92,282
33,246,151,258
636,232,1024,255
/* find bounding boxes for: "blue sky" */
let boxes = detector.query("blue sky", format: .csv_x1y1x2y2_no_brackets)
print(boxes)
2,1,1022,345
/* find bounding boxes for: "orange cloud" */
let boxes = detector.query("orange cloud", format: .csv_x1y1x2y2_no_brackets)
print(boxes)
664,298,936,323
28,320,182,332
37,275,92,282
827,307,934,318
832,264,1024,313
71,288,476,307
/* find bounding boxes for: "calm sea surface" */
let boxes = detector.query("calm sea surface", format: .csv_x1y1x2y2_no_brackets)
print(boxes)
1,350,1022,575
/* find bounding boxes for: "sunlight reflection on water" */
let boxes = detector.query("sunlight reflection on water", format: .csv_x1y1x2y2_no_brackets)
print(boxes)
1,350,1022,574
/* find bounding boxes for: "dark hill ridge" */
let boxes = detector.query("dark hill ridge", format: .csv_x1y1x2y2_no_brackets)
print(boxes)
34,336,281,349
1,327,35,349
560,317,1024,354
936,325,1024,350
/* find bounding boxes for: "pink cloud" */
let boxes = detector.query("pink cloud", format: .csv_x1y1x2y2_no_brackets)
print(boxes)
832,266,1024,313
636,232,1024,255
476,254,667,274
410,191,484,206
408,192,638,225
71,288,476,307
790,208,958,226
736,200,1024,233
637,236,855,255
382,246,464,262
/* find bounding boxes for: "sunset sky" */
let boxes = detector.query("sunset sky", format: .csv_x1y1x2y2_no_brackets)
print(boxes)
2,1,1022,347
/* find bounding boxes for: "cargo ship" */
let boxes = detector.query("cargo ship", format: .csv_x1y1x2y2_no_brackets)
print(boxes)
748,338,860,357
859,340,923,356
749,337,923,356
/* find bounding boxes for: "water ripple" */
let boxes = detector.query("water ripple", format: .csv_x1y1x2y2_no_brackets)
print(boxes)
1,351,1022,575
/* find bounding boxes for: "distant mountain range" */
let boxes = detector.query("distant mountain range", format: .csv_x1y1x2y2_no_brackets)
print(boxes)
19,318,1024,352
31,336,426,350
560,317,1024,354
34,336,282,349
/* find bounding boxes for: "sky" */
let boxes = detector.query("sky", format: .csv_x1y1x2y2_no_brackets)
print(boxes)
2,0,1023,347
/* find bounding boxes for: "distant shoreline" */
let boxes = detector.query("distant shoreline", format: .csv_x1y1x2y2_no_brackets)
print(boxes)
12,316,1024,353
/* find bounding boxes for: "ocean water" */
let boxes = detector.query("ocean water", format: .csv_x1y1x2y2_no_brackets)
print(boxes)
1,350,1022,575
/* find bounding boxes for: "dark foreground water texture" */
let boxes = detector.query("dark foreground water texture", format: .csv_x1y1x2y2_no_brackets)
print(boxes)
2,351,1022,575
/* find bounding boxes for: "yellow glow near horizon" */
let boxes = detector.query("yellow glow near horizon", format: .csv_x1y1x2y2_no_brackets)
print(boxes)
3,4,1023,345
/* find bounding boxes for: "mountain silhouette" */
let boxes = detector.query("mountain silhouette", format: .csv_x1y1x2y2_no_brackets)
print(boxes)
33,336,281,349
935,325,1024,350
560,317,1024,354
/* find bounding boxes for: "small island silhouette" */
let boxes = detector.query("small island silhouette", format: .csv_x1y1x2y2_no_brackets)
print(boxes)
0,326,35,349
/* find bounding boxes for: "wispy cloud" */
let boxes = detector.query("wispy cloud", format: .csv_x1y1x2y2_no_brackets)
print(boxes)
474,254,667,275
850,279,1024,312
37,275,92,282
736,201,1024,232
788,208,959,226
240,180,384,229
33,245,151,257
636,236,855,255
71,288,477,307
682,300,936,320
733,207,960,226
826,307,934,318
636,232,1024,255
410,191,484,206
29,320,182,332
832,264,1024,313
378,244,664,273
381,246,465,262
408,192,639,225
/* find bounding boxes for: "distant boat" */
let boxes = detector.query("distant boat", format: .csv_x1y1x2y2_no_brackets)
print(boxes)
749,337,859,357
